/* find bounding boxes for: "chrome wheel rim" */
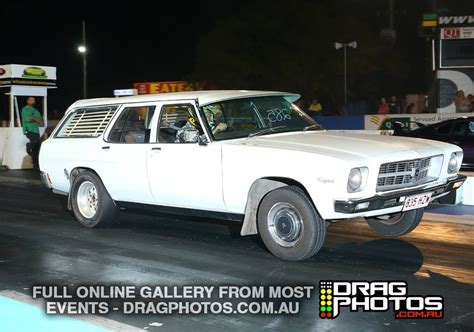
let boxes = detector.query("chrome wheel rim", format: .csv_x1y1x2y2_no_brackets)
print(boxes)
267,202,303,247
77,181,98,219
374,213,403,225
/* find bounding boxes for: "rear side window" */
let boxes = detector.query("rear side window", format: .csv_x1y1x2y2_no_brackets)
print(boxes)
108,106,156,143
55,106,118,138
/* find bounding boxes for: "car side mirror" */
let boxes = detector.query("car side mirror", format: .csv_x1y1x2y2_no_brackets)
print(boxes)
183,127,199,143
198,135,208,146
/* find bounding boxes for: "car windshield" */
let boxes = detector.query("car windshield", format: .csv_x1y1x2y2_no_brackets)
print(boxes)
200,96,323,141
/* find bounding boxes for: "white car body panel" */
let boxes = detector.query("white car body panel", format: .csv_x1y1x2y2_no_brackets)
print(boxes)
220,131,459,219
39,90,463,223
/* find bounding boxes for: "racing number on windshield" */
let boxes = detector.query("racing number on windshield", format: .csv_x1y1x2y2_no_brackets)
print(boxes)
266,108,292,123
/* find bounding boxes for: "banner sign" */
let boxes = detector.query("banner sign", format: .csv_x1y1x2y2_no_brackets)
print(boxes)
364,113,472,130
438,15,474,27
441,27,474,39
133,81,211,95
0,64,57,87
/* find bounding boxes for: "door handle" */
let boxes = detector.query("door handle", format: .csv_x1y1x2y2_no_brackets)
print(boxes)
101,146,110,150
151,147,161,151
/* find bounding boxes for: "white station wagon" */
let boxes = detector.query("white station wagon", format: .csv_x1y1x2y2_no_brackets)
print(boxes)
39,90,466,260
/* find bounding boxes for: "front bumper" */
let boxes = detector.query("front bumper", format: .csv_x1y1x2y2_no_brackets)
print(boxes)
334,175,466,214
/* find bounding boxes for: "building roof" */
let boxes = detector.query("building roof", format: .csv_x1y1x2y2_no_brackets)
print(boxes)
68,90,300,111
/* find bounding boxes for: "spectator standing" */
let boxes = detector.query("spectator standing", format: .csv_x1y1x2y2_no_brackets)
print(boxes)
377,97,389,115
467,94,474,112
406,103,415,114
21,96,44,169
388,95,400,114
308,99,323,115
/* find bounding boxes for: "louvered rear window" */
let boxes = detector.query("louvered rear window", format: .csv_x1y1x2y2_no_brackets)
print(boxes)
55,106,118,138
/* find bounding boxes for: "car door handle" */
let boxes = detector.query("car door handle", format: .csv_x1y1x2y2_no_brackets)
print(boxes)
151,147,161,151
101,146,110,150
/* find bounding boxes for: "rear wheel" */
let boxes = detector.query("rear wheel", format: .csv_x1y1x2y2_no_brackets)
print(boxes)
71,171,118,228
365,208,424,237
257,186,326,261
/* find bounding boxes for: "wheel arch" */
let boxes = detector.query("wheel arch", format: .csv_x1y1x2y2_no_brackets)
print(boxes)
67,167,110,210
240,177,316,236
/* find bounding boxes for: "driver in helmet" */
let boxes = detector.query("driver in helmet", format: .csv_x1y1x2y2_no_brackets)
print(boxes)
203,103,227,135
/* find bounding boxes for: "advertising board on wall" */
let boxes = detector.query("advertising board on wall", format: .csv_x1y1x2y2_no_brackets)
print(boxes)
0,64,57,87
364,112,472,130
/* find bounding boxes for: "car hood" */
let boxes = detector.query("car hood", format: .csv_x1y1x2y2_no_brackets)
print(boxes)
235,131,452,159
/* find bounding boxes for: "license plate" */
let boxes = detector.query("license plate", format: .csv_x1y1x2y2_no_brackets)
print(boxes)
402,192,432,212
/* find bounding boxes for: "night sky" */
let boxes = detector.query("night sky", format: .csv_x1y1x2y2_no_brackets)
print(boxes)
1,0,471,114
2,0,238,113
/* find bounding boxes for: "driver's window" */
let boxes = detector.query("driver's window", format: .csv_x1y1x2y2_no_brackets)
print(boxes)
157,104,202,143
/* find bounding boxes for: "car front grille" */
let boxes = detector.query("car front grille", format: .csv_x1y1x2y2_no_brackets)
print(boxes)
377,157,432,191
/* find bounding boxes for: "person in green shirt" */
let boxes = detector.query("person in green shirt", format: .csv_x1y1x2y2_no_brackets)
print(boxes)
21,96,44,169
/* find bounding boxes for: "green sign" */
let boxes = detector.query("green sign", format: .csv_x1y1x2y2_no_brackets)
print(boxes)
22,67,47,79
379,117,411,130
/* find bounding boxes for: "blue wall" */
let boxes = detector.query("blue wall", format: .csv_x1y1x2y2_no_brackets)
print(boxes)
312,115,365,130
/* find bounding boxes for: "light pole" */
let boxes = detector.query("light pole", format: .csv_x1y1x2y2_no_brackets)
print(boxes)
335,41,357,114
78,20,87,99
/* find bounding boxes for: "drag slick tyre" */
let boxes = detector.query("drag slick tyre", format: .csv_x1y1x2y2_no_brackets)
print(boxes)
365,208,424,237
70,171,118,228
257,186,326,261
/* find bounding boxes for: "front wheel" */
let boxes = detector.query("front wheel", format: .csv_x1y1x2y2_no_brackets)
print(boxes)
70,171,118,228
365,208,424,237
257,186,326,261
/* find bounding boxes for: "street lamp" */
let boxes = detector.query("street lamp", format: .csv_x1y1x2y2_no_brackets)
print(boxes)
78,20,87,99
335,41,357,113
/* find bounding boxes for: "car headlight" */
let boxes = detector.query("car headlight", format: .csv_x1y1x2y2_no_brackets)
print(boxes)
347,167,369,193
448,152,463,174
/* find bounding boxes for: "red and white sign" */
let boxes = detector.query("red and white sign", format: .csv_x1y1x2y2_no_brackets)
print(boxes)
133,81,211,94
442,27,460,39
441,27,474,39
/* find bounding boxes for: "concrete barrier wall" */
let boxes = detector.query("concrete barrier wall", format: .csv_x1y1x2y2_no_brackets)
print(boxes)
0,127,45,169
0,129,8,164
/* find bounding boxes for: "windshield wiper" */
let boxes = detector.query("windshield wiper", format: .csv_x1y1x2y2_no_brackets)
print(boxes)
303,124,323,131
247,126,287,138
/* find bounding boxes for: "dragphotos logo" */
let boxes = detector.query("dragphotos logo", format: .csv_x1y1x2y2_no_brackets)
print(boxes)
319,281,444,319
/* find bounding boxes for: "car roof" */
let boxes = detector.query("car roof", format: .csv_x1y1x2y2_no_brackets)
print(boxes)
68,90,300,111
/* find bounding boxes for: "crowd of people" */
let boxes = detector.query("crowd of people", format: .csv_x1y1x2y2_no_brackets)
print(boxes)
376,95,415,115
299,95,418,116
298,90,474,116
